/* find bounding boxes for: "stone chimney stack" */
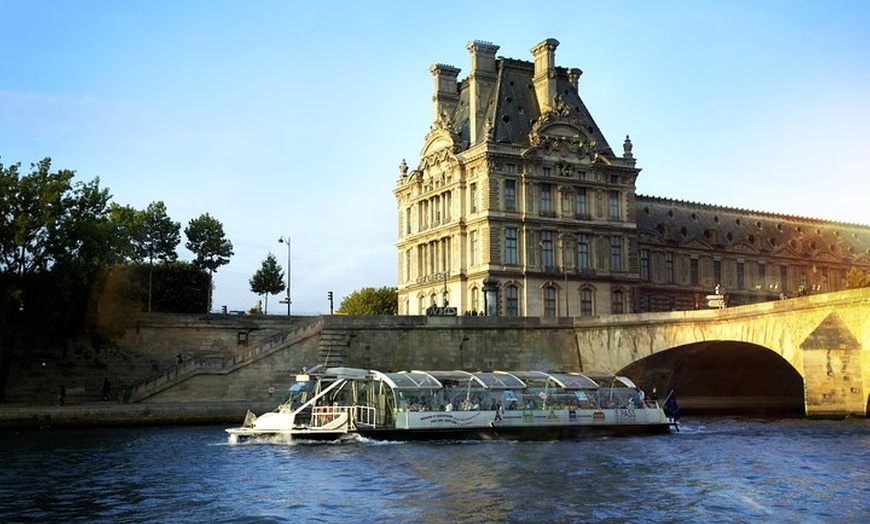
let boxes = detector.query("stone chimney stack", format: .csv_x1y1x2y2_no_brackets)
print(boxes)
531,38,560,111
466,40,500,145
429,63,461,124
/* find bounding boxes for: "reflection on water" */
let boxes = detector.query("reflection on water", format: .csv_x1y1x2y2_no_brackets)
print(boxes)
1,418,868,523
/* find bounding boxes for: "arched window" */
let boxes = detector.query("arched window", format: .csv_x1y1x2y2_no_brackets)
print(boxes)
543,285,557,317
471,286,480,313
505,284,519,317
580,288,594,317
612,289,625,314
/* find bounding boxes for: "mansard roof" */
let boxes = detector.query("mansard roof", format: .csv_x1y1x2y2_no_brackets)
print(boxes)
636,195,870,264
453,58,615,157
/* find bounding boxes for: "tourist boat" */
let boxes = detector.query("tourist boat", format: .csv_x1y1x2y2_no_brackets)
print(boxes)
225,367,677,443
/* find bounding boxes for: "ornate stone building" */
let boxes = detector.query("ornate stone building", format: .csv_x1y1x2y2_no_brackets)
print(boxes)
395,38,870,316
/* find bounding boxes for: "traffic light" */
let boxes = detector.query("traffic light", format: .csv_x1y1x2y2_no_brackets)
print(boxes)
327,291,333,301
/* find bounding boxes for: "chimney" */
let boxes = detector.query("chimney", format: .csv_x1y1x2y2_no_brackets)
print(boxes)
429,63,461,124
531,38,559,111
568,68,582,92
466,40,500,144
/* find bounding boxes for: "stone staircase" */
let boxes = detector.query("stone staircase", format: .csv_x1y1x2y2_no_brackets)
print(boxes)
317,329,356,368
128,317,323,402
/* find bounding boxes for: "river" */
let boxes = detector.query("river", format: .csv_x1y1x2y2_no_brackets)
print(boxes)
1,417,867,523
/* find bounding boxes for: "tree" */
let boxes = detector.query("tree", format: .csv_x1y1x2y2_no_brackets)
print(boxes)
0,157,117,401
249,253,285,314
337,286,398,315
185,213,233,312
844,268,870,289
137,201,180,312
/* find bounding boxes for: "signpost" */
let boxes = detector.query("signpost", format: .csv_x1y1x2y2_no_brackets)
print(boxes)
706,294,726,309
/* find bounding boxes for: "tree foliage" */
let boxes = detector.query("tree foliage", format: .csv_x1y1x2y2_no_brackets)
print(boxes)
0,157,233,400
185,213,233,273
336,286,398,315
249,253,285,314
140,201,180,264
844,268,870,289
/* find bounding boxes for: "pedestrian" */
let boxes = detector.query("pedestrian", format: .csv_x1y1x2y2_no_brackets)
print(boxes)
101,378,111,401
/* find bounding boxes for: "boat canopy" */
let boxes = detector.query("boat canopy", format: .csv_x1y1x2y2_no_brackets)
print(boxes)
323,367,635,393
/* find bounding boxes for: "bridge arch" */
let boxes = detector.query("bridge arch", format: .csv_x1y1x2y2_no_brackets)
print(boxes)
618,341,805,415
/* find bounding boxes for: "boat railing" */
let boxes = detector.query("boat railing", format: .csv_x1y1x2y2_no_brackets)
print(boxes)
309,405,378,429
351,406,377,428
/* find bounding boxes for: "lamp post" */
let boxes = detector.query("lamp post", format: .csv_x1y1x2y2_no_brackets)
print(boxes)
278,236,291,316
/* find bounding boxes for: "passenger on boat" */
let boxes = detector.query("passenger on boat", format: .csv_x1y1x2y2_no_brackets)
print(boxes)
445,400,453,411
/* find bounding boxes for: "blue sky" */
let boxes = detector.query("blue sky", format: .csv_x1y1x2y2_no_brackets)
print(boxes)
2,1,868,314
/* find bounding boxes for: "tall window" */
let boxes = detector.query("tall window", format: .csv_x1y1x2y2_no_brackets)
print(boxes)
665,252,674,283
470,231,479,266
542,167,552,177
714,259,722,286
543,285,556,317
640,248,650,281
575,187,587,217
610,236,622,271
540,231,554,268
505,285,519,317
758,262,767,288
580,288,593,316
780,265,788,291
506,163,517,175
612,289,624,314
471,287,479,312
405,208,412,235
470,183,478,213
433,195,441,225
577,234,590,270
690,258,699,285
505,228,518,265
504,180,516,211
540,184,552,214
608,190,620,220
736,261,745,289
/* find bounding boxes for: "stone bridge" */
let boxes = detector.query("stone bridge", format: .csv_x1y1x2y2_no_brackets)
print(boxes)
571,287,869,418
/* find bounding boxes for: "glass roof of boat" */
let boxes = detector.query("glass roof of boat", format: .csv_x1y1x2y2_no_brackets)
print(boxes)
582,372,637,388
417,370,527,390
375,370,443,390
505,371,599,389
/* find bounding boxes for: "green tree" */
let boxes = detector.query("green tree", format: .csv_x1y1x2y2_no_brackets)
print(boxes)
185,213,233,312
844,268,870,289
249,253,285,314
337,286,398,315
0,157,117,401
137,201,180,312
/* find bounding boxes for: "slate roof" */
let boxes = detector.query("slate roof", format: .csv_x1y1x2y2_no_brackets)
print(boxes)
452,57,615,157
636,195,870,263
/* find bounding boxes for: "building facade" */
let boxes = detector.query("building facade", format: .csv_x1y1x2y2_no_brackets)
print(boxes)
395,38,870,316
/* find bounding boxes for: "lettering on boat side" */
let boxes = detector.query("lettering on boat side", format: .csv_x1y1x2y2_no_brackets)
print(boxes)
618,409,637,419
592,411,606,422
419,413,482,426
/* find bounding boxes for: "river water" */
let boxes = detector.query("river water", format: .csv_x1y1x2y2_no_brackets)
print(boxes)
1,417,867,523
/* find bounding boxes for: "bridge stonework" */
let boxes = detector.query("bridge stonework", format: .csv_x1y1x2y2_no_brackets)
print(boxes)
572,288,870,417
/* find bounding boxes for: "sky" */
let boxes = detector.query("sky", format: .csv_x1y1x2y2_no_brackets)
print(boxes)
2,1,868,315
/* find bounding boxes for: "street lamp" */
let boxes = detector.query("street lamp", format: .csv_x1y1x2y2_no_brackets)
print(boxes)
278,236,291,315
